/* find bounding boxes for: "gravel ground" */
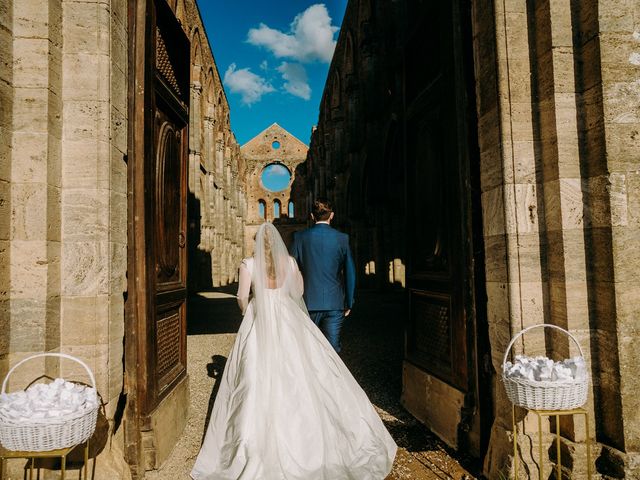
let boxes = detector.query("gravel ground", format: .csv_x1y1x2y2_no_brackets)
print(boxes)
147,288,479,480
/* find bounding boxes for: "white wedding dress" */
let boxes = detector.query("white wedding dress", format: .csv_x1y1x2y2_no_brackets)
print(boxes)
191,223,397,480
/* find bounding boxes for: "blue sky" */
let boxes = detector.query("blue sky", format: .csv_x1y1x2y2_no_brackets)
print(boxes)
196,1,348,146
261,164,292,192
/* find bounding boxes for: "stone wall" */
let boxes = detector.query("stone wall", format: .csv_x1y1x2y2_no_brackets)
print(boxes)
1,0,131,478
0,0,13,381
305,0,406,291
475,0,640,477
598,1,640,471
177,0,247,289
309,0,640,478
241,123,308,254
1,0,249,477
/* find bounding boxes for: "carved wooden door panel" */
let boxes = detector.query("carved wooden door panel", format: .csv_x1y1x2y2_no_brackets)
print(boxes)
126,0,190,474
405,0,469,390
143,0,190,416
404,0,491,455
406,90,469,390
146,106,187,405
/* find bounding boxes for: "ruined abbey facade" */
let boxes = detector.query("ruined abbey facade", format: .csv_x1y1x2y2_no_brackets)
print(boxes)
307,0,640,478
2,0,640,478
241,123,309,254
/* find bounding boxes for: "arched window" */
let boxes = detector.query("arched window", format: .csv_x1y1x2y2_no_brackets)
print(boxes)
359,0,372,23
260,163,291,192
258,200,266,219
288,200,294,218
273,199,281,219
344,33,354,74
330,72,341,108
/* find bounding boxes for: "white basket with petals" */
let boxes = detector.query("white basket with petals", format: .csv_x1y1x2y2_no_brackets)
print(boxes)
0,353,99,451
502,324,589,411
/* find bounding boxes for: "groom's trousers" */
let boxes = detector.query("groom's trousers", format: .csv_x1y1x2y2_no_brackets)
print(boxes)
308,310,345,353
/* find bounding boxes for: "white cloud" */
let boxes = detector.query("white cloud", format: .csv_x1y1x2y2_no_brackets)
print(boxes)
277,62,311,100
223,63,275,105
264,164,290,178
260,60,269,70
247,4,338,63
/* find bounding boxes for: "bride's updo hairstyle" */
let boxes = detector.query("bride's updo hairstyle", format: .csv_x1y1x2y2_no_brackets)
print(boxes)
312,198,333,221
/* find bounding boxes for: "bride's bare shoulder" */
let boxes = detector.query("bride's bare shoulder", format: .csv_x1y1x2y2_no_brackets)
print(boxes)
240,257,254,268
289,256,301,269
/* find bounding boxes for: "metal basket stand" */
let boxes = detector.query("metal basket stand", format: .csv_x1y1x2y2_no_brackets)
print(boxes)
512,404,591,480
0,442,89,480
0,353,97,480
505,324,592,480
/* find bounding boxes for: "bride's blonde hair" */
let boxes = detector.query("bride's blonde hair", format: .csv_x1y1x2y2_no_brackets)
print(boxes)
263,231,276,279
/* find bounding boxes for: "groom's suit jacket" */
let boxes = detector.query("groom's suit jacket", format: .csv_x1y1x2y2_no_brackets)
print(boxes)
290,223,356,311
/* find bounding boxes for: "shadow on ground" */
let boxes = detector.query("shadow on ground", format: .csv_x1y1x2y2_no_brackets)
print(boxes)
187,285,238,440
341,290,481,478
188,283,242,335
201,354,227,443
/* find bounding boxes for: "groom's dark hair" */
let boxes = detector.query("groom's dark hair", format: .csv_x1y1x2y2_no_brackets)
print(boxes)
312,198,333,221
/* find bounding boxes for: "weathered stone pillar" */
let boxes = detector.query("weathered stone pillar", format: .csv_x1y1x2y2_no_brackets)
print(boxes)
9,0,63,381
0,0,12,376
596,0,640,474
59,0,127,404
215,134,224,181
475,0,552,476
188,82,202,194
212,230,222,288
476,0,640,477
204,116,214,173
3,0,130,478
58,0,129,476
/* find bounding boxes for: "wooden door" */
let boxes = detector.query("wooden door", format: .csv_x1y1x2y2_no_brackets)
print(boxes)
144,0,190,416
403,0,492,457
126,0,190,474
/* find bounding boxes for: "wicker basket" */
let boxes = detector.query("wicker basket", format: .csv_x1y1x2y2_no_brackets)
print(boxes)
502,324,588,411
0,353,99,452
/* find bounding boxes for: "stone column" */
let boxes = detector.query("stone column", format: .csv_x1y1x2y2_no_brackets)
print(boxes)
214,132,222,177
597,0,640,474
0,0,13,373
58,0,129,476
476,0,640,477
205,171,216,250
475,0,548,476
526,2,604,476
3,0,130,478
204,115,214,173
9,0,63,383
212,185,225,287
189,82,202,194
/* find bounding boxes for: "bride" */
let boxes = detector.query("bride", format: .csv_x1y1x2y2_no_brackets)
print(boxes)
190,222,397,480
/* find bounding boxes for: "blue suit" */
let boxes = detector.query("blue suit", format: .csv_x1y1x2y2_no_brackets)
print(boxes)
290,223,356,352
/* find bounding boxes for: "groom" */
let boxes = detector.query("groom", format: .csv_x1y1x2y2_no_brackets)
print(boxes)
290,198,356,353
